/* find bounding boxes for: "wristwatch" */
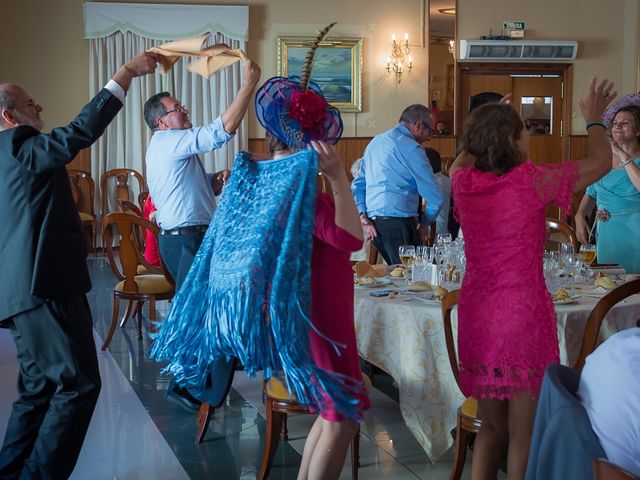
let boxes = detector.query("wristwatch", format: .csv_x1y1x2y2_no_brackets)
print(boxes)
620,157,633,167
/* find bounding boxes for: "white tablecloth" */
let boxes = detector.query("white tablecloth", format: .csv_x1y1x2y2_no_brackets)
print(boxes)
354,283,640,462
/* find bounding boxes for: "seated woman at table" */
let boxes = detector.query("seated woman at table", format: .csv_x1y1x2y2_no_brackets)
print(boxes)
448,77,615,480
575,95,640,272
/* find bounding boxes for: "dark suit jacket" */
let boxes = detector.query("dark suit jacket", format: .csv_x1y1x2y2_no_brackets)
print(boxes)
525,364,606,480
0,88,122,321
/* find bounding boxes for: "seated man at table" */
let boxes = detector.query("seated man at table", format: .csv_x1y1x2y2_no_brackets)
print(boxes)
577,327,640,476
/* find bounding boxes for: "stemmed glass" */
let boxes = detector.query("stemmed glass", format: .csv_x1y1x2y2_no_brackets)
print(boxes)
398,245,416,284
559,243,574,270
564,253,583,295
579,244,596,280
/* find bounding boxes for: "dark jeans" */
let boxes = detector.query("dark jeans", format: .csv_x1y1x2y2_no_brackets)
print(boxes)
157,231,235,406
0,295,101,480
371,216,420,265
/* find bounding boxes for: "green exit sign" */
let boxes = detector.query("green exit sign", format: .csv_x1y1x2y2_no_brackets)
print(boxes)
503,21,525,30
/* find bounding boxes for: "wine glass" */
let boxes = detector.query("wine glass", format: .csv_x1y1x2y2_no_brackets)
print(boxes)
436,233,452,246
579,244,596,267
559,243,574,270
398,245,415,283
564,253,582,295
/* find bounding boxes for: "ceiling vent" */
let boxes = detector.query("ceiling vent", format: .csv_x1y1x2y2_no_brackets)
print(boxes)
459,40,578,62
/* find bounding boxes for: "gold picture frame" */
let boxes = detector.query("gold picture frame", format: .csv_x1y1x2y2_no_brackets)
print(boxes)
277,36,363,113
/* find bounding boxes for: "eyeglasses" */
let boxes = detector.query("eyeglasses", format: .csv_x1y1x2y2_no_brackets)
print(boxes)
421,122,436,136
9,100,40,111
161,104,187,117
154,104,187,128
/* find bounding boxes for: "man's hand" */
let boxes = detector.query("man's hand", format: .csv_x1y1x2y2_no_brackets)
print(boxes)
242,59,261,88
359,214,378,240
124,52,159,77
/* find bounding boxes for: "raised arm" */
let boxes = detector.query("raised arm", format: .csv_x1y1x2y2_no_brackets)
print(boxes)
111,52,159,94
312,140,363,241
220,59,261,134
573,77,616,192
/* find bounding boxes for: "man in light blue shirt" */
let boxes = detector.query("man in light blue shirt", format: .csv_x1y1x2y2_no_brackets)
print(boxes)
352,104,443,264
144,58,261,412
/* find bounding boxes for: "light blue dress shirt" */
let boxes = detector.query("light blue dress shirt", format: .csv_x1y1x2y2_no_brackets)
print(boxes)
351,123,443,223
145,117,233,230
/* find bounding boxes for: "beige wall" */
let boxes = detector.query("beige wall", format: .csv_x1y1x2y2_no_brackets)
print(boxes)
458,0,640,134
3,0,639,137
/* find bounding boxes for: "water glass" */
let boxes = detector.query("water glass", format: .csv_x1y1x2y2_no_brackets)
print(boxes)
564,253,582,294
559,243,574,269
436,233,452,246
398,245,415,283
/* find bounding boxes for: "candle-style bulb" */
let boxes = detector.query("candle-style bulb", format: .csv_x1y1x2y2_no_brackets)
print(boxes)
404,32,409,41
391,33,396,42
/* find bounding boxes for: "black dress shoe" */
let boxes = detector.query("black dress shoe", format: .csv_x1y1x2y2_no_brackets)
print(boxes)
165,382,201,413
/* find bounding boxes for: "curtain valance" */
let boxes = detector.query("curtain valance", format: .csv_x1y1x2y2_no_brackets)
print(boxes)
83,2,248,41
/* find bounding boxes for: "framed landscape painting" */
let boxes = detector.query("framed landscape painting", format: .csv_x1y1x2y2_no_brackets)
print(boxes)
277,36,363,113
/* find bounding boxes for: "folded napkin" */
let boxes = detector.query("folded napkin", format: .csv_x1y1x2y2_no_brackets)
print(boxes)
353,261,387,277
595,272,617,290
147,33,247,77
589,266,626,276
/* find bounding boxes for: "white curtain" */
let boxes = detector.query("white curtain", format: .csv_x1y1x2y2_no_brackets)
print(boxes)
84,3,248,221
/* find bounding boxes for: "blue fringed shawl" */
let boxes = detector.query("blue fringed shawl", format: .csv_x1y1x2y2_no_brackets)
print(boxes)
149,149,360,420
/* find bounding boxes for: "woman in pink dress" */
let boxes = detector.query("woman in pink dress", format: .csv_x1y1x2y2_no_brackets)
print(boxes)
449,77,615,480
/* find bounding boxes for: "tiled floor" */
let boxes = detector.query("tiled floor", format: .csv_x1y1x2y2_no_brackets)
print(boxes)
0,255,476,479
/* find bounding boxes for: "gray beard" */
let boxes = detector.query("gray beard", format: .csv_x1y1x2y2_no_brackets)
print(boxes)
14,109,44,131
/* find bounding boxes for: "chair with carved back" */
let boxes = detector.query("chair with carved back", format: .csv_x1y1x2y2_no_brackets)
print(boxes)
441,289,482,480
101,212,174,350
138,190,150,212
116,199,162,275
67,168,96,250
545,217,579,253
100,168,146,217
593,459,640,480
574,278,640,373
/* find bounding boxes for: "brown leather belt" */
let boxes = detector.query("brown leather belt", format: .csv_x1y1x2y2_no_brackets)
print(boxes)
160,225,208,235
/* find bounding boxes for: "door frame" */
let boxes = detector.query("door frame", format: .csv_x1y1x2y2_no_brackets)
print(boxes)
455,63,573,162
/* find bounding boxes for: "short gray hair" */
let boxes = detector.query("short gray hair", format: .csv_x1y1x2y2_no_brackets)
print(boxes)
0,85,17,111
143,91,171,130
399,104,433,125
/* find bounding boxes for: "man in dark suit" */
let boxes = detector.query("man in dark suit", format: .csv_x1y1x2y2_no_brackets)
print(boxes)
0,52,157,479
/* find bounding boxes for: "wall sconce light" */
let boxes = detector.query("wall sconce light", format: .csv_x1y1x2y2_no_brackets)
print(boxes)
386,32,413,84
448,39,455,56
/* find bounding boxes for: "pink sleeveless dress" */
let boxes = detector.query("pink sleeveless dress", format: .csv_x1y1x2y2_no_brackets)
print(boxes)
452,160,578,399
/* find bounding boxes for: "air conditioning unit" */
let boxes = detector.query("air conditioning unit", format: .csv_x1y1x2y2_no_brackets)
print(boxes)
459,40,578,62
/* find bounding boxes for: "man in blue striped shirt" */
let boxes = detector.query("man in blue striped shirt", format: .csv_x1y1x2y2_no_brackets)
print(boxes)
351,104,443,265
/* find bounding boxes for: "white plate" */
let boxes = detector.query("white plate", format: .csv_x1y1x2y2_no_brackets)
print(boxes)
410,293,442,305
552,295,581,305
355,277,393,288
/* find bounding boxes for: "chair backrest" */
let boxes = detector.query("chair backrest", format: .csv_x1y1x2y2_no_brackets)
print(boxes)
67,169,95,216
593,459,640,480
441,289,462,390
546,218,579,252
100,168,146,216
575,278,640,372
138,190,150,212
117,199,144,218
102,212,173,290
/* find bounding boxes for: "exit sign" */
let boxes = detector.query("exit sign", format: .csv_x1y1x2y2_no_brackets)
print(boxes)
503,21,525,38
503,21,525,30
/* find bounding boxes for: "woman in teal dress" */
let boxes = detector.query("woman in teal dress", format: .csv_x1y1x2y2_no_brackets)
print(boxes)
576,98,640,272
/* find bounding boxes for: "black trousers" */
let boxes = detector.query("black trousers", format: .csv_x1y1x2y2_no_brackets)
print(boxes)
371,216,420,265
0,295,101,480
158,231,235,407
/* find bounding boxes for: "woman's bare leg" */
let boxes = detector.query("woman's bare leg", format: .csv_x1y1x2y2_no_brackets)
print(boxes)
298,417,358,480
297,416,324,480
471,398,509,480
506,393,537,480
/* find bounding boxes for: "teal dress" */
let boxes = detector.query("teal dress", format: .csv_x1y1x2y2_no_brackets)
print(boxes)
586,160,640,272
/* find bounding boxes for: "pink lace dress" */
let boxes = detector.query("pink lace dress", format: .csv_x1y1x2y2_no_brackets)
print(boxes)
452,160,578,399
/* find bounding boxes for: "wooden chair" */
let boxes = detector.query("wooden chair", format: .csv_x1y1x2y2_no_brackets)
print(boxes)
441,289,482,480
101,212,174,350
117,199,162,275
545,217,579,252
257,378,360,480
67,169,96,250
138,190,150,211
574,278,640,372
593,459,640,480
100,168,146,216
